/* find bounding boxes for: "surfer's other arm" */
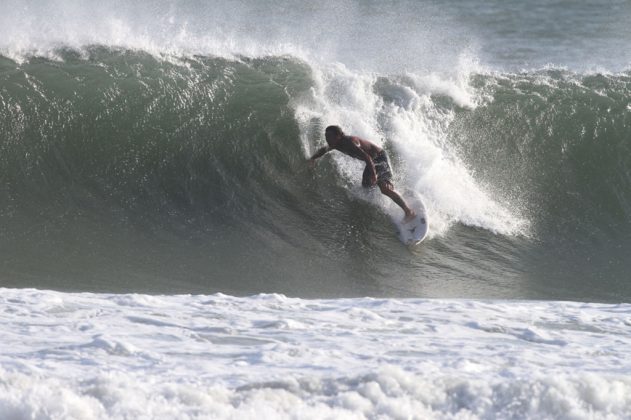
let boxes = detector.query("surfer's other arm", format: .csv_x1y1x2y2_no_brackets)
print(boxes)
352,142,377,186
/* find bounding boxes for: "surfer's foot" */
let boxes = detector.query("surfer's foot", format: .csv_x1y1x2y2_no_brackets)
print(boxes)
402,210,416,223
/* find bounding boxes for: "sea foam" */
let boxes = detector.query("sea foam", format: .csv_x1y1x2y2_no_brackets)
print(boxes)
296,59,528,237
1,289,630,419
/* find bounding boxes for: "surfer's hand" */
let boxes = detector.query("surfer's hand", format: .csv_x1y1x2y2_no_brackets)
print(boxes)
370,173,377,186
307,159,316,169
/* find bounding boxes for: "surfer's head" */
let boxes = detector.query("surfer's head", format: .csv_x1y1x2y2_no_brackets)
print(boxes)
325,125,344,145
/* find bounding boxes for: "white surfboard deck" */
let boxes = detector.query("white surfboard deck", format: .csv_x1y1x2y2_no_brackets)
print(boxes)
395,197,429,246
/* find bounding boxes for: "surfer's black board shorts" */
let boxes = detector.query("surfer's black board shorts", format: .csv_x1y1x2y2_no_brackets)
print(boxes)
362,150,393,187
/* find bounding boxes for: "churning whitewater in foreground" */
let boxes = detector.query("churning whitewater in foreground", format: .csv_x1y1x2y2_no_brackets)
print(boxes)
1,289,631,419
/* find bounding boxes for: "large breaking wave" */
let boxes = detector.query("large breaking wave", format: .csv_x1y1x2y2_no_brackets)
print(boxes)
1,47,630,299
0,47,525,235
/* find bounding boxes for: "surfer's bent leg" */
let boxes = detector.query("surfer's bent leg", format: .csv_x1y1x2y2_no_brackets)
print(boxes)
371,150,415,220
378,181,415,220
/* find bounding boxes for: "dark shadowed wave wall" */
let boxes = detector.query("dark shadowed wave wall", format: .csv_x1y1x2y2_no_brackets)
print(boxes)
1,49,631,301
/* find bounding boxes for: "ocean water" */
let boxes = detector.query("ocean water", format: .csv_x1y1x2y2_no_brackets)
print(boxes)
2,289,631,419
1,0,631,418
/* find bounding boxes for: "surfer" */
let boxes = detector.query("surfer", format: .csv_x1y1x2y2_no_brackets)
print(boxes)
308,125,416,222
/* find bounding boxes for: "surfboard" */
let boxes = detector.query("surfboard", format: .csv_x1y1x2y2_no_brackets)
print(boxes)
396,197,429,246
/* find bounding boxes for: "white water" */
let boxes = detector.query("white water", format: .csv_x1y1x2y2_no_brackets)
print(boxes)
1,288,630,419
295,61,528,237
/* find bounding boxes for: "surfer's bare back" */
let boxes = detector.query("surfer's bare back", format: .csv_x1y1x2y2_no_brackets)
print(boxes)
308,125,415,221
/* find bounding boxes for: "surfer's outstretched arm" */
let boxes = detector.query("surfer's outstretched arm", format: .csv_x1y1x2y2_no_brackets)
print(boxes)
307,146,330,167
309,146,329,160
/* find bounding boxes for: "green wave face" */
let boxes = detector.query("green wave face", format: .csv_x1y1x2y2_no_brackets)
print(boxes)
451,71,631,240
1,49,631,301
0,49,312,221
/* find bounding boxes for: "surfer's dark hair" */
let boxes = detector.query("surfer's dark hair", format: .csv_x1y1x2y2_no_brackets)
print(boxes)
325,125,344,136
